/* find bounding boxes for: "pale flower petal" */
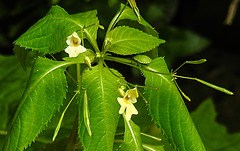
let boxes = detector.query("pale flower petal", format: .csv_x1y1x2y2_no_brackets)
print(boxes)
76,45,87,53
117,98,126,114
124,88,138,103
66,32,81,46
125,104,138,121
117,88,139,121
65,32,86,58
65,45,86,58
125,111,132,122
128,103,138,115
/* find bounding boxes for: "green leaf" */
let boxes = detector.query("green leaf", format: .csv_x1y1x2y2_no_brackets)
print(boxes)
105,26,164,55
0,55,30,131
3,58,69,151
191,99,240,151
14,5,99,54
118,4,155,32
119,4,161,58
119,115,144,151
133,55,152,64
78,64,121,151
71,10,99,41
142,143,165,151
13,46,27,70
143,57,205,151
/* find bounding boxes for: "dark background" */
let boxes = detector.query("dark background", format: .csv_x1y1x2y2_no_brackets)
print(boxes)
0,0,239,132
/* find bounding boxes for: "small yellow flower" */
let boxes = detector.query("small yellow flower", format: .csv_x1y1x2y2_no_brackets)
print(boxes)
117,88,139,121
65,32,87,57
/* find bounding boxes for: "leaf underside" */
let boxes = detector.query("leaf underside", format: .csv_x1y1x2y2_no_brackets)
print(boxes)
143,57,205,151
78,64,121,151
3,58,68,151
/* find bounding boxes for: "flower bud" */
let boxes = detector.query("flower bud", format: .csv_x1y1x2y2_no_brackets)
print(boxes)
84,56,92,69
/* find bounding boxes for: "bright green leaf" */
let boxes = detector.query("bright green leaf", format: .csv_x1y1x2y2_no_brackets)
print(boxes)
191,99,240,151
119,115,144,151
78,64,121,151
105,26,164,55
143,57,205,151
71,10,99,41
14,5,99,54
117,4,162,58
3,58,69,151
133,55,152,64
118,4,154,32
142,143,165,151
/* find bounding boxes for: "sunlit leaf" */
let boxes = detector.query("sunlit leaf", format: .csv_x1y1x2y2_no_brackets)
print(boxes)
105,26,164,55
118,4,154,31
118,115,144,151
3,58,69,151
133,55,152,64
78,64,121,151
143,57,205,151
117,4,162,58
14,5,98,54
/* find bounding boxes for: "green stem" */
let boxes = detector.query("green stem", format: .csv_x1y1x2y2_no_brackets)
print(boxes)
102,2,128,52
104,56,170,76
174,75,234,95
83,29,100,53
172,78,191,101
65,71,77,85
0,130,7,135
114,139,124,143
173,59,207,73
52,91,79,142
66,113,79,151
76,64,81,88
140,132,162,141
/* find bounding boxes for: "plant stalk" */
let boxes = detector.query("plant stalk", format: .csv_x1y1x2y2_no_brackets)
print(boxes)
65,113,79,151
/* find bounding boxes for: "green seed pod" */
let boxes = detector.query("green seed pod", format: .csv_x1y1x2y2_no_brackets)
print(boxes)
84,90,92,137
84,56,92,69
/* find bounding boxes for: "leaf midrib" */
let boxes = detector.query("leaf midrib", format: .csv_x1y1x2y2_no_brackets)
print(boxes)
98,65,110,149
146,63,189,151
126,121,139,149
11,60,77,127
